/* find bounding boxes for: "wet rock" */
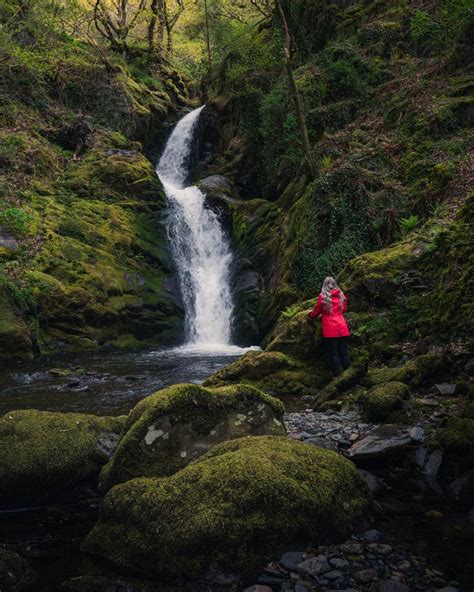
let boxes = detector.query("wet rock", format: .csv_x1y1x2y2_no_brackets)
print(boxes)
358,469,386,495
355,568,378,583
361,529,383,542
435,384,456,396
409,426,424,443
415,446,426,467
297,555,331,577
244,586,273,592
423,450,443,477
329,557,350,569
325,569,344,580
280,551,304,572
347,426,411,460
0,547,36,592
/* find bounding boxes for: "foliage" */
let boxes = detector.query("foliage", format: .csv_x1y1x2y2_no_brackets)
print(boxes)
0,207,31,236
399,214,420,235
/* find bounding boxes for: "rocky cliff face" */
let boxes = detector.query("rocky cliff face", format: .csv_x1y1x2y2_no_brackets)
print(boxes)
0,20,194,360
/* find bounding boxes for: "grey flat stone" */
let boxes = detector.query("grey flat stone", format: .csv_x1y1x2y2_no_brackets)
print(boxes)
435,384,456,395
423,450,443,477
347,426,411,459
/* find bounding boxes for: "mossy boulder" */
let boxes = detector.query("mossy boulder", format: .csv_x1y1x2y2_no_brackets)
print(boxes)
99,383,285,492
0,410,125,505
0,548,35,592
363,354,444,388
84,436,371,578
204,350,330,397
0,287,33,361
436,417,474,459
360,381,410,422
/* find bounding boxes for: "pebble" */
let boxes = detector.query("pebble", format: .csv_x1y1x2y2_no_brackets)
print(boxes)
397,560,411,572
325,569,343,580
297,555,330,578
329,557,350,569
370,581,411,592
361,529,383,543
280,551,304,572
355,568,378,583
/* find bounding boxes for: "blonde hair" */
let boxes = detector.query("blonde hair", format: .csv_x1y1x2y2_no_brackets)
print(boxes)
321,276,345,313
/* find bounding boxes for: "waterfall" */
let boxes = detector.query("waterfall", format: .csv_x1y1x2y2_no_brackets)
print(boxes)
156,107,234,349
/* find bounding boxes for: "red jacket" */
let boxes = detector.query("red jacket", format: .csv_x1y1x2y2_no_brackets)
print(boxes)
308,289,350,338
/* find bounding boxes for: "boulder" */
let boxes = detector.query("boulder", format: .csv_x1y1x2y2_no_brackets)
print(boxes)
363,354,444,388
359,382,409,422
84,436,371,578
99,383,285,492
0,410,125,505
347,425,412,460
204,350,329,398
0,548,36,592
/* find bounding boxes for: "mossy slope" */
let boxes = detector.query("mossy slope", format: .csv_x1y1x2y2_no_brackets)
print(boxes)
84,436,371,578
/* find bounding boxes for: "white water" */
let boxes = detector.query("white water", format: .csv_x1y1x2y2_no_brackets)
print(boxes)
156,106,236,352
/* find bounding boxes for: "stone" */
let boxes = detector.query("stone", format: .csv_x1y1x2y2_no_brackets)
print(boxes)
415,446,427,467
409,426,424,443
297,555,331,578
361,529,383,542
280,551,304,572
99,383,286,492
306,437,337,450
329,557,350,569
347,426,411,460
436,588,459,592
358,469,386,494
435,384,456,396
0,410,125,506
416,398,440,407
244,587,273,592
423,450,443,477
397,561,411,572
84,437,371,578
340,542,363,554
325,569,343,580
355,568,378,583
370,581,411,592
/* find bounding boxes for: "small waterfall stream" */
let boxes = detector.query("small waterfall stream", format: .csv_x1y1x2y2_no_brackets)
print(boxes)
156,107,234,350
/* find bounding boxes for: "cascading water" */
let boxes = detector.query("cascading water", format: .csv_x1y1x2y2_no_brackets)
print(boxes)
156,106,234,349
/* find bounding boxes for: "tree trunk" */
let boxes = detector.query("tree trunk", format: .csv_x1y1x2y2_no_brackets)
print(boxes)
275,0,315,177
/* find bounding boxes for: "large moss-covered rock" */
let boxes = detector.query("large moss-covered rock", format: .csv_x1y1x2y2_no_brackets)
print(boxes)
0,548,35,592
204,350,330,397
360,381,410,422
0,410,125,505
99,383,285,492
84,436,371,578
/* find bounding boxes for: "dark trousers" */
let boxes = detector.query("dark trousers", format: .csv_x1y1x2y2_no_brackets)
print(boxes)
325,337,350,377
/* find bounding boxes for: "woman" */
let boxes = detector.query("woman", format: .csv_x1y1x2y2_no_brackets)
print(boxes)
308,276,350,377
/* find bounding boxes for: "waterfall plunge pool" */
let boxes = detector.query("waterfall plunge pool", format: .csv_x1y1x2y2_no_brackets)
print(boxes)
0,345,259,417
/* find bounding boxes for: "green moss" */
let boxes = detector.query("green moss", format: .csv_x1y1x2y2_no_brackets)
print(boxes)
100,383,285,492
363,354,444,388
0,547,35,592
84,436,371,578
204,350,330,398
0,410,125,504
313,361,369,409
360,381,409,422
436,418,474,458
0,286,32,360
